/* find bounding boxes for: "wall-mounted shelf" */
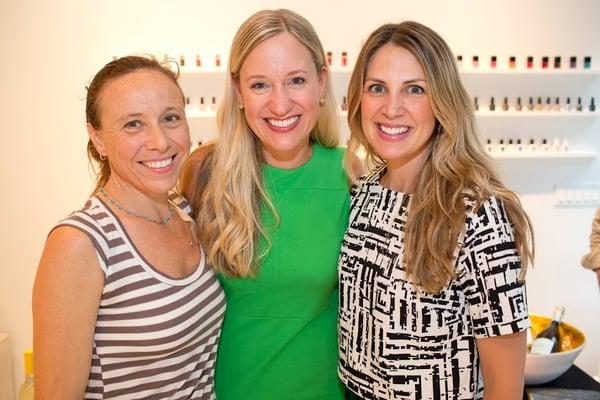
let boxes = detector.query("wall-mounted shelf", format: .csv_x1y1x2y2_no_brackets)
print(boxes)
476,111,599,118
491,151,596,160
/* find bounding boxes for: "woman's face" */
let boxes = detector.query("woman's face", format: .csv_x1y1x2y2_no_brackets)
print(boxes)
360,44,436,176
236,32,326,168
88,69,190,198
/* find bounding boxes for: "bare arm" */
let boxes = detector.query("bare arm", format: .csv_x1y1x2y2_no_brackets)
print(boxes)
477,330,527,400
32,226,104,399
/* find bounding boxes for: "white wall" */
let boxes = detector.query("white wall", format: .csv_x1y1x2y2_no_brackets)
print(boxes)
1,0,599,396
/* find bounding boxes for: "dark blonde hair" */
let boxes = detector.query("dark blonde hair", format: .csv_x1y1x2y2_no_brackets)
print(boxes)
181,9,339,277
345,21,534,293
86,55,182,192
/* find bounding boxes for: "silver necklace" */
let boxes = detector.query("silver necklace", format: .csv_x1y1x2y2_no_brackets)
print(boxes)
99,188,174,225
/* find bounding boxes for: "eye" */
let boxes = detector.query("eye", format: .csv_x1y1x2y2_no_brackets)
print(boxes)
123,120,142,129
366,83,386,95
406,84,425,95
289,76,306,85
162,113,182,124
250,81,268,91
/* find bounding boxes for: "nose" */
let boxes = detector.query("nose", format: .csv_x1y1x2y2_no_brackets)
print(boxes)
145,123,169,152
382,92,406,120
269,85,293,116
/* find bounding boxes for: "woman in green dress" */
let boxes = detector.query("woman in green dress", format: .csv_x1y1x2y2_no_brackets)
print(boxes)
180,9,348,400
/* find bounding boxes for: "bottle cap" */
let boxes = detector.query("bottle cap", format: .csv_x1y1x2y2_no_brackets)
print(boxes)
23,348,33,377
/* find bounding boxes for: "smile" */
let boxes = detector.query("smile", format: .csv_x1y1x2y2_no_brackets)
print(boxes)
378,124,409,136
266,116,300,129
141,155,175,169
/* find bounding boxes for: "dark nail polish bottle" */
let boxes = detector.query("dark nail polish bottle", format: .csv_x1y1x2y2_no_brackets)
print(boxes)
569,56,577,69
456,55,463,69
474,96,479,111
542,56,549,69
584,56,592,69
554,56,561,69
516,97,522,111
590,97,596,112
527,56,534,69
489,97,495,111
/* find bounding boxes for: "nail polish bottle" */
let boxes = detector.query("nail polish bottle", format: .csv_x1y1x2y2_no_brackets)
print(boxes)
179,55,185,67
552,138,561,152
590,97,596,112
456,55,463,69
516,97,522,111
542,56,549,69
565,97,571,111
474,96,479,111
541,138,549,152
195,54,202,67
507,138,515,153
561,138,569,152
570,56,577,69
489,97,495,111
554,56,561,69
527,56,534,69
211,96,217,112
528,138,536,152
185,96,190,108
545,97,551,111
215,54,221,67
535,97,543,111
199,96,206,112
584,56,592,69
491,56,497,68
498,139,505,152
486,138,493,153
576,97,583,111
509,56,516,69
341,96,348,111
327,51,332,66
527,97,534,111
472,55,479,68
502,97,509,111
554,97,561,111
342,51,348,67
516,138,523,152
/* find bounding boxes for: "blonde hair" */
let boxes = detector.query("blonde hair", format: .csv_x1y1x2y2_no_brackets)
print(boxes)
181,9,339,277
345,21,534,293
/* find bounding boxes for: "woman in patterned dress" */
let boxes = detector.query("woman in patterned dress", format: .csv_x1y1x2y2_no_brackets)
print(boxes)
338,21,534,400
33,56,225,399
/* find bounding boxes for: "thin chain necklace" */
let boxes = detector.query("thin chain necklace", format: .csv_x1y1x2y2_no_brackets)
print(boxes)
99,188,174,225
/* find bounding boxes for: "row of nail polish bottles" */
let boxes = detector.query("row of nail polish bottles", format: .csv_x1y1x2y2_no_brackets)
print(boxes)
457,55,593,70
486,138,569,154
185,96,218,112
474,96,596,112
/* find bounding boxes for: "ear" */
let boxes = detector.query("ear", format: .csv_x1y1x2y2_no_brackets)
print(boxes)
318,66,328,100
232,77,244,108
87,123,106,157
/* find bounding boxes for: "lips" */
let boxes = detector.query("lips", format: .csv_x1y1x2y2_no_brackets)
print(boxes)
378,123,409,136
265,116,300,131
140,155,176,169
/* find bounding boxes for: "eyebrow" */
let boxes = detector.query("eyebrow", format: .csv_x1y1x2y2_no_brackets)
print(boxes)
244,69,309,82
364,77,426,85
116,107,181,122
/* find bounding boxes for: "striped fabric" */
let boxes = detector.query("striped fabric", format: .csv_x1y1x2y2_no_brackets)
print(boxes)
56,194,225,399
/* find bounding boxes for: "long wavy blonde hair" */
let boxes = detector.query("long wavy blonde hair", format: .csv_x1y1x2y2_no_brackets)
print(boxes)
180,9,339,277
345,21,534,293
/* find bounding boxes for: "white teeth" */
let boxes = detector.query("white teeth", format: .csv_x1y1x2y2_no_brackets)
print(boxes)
267,116,299,128
143,157,173,169
379,124,409,135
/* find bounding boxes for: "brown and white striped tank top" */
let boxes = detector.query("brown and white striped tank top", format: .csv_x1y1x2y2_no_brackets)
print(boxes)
56,194,225,399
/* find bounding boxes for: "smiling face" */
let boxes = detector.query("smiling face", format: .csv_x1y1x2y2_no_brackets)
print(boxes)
87,69,190,199
361,43,436,185
235,32,326,168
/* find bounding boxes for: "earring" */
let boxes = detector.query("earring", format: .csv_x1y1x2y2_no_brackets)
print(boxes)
238,104,244,110
319,98,325,106
99,153,106,161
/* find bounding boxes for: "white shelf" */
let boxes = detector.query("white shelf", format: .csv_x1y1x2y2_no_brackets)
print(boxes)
186,109,217,118
491,151,596,160
476,110,598,117
459,69,600,76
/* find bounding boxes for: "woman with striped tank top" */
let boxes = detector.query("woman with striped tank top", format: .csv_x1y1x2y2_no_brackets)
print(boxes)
32,56,225,399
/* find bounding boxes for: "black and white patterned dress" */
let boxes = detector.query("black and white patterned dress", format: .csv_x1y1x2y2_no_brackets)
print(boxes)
338,168,529,400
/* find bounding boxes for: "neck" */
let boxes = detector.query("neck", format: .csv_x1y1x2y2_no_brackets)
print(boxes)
263,143,313,169
381,148,431,193
102,180,171,219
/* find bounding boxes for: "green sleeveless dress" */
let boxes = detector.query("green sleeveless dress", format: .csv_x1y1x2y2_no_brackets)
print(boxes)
215,144,349,399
